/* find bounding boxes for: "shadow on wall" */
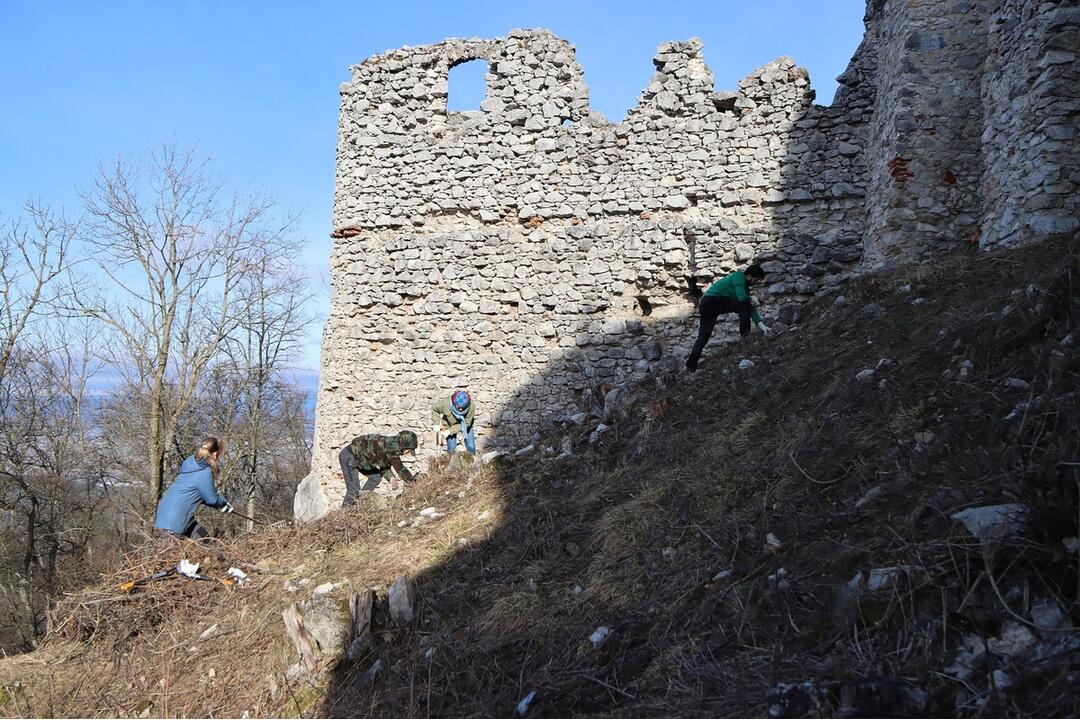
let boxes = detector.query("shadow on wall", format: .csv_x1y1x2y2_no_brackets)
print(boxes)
314,32,879,719
310,22,877,505
478,56,873,450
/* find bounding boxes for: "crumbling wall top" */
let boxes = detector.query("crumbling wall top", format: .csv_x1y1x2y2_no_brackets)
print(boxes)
339,28,826,134
342,29,591,128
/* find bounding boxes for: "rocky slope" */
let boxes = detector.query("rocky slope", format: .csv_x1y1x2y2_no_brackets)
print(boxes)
1,238,1077,718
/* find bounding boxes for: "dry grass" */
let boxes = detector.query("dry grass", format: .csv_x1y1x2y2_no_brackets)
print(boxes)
1,239,1078,718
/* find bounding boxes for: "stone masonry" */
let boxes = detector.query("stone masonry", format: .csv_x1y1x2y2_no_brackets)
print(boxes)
980,0,1080,246
862,0,1079,259
299,0,1079,517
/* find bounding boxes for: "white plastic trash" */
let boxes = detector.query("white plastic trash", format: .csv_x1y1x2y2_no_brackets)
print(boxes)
177,559,200,578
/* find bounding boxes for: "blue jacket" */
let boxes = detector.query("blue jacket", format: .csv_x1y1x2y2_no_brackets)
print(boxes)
153,455,228,535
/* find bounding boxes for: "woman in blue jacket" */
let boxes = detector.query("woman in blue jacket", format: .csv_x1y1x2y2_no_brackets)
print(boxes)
153,437,234,540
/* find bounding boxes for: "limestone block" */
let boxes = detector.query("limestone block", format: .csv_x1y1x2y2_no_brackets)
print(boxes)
300,593,352,657
388,577,417,628
294,474,329,523
951,504,1030,544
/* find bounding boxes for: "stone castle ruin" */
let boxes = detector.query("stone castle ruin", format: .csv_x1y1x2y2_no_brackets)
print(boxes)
297,0,1078,518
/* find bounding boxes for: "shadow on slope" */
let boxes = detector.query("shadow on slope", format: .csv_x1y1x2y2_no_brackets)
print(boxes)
318,239,1080,717
0,240,1076,718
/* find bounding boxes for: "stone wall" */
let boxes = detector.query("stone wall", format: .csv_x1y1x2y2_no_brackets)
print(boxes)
980,0,1080,248
861,0,1079,259
862,0,998,262
302,0,1080,516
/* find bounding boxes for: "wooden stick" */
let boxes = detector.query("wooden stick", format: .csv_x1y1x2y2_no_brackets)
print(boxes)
281,603,318,676
350,589,374,638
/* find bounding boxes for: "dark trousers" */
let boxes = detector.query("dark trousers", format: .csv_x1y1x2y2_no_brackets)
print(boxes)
686,295,753,371
339,446,383,507
183,521,210,540
154,523,209,544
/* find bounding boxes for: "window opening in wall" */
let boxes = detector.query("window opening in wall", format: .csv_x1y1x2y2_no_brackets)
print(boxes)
447,59,490,111
636,295,653,316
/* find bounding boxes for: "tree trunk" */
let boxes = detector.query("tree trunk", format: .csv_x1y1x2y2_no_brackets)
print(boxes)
246,451,257,532
149,380,166,503
23,496,39,642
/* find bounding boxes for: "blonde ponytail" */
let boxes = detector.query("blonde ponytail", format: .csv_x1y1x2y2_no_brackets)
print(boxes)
194,436,222,478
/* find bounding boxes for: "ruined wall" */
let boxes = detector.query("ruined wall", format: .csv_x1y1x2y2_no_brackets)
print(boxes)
862,0,997,262
308,30,869,508
860,0,1079,261
301,0,1080,516
980,0,1080,248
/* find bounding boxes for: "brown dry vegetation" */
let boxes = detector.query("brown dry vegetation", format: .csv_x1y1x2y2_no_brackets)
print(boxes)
0,239,1078,718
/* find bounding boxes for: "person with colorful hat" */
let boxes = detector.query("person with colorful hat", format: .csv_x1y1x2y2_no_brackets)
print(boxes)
338,430,418,507
432,389,477,454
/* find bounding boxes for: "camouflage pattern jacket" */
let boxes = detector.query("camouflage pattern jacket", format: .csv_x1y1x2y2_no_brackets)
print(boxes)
348,434,415,482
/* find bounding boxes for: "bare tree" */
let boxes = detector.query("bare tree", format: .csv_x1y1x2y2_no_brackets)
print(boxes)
0,319,108,650
182,366,312,530
224,250,314,528
0,202,73,386
71,143,296,504
0,204,74,647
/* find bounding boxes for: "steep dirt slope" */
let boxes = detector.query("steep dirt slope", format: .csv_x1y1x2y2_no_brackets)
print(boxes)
1,239,1077,718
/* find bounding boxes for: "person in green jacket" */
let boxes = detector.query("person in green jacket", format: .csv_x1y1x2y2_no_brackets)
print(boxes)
432,390,476,454
686,264,771,372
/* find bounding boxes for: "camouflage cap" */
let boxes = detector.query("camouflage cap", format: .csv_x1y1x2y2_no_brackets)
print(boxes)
397,430,418,450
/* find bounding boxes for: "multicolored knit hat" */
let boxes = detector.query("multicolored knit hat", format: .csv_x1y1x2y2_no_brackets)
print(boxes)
452,390,471,412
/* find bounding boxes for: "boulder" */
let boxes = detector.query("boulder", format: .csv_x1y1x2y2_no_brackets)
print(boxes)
294,473,329,523
602,384,634,421
300,593,352,657
834,572,864,627
480,449,508,464
951,503,1030,543
766,680,831,718
767,677,927,718
856,302,887,322
867,566,908,591
1030,598,1071,631
643,341,663,361
388,576,416,627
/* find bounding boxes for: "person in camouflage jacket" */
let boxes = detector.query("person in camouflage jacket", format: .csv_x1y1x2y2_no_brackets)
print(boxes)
338,431,418,507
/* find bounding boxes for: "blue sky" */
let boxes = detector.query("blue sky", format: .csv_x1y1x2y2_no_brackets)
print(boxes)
0,1,866,377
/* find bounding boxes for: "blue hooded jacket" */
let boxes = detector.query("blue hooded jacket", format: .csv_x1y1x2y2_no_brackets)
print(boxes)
153,455,228,535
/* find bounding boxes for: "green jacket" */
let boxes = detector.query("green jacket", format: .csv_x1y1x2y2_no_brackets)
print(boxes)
348,434,415,482
432,395,476,430
703,271,762,324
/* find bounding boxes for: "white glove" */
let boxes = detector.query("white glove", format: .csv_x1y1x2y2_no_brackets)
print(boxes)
757,322,772,336
220,501,234,514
